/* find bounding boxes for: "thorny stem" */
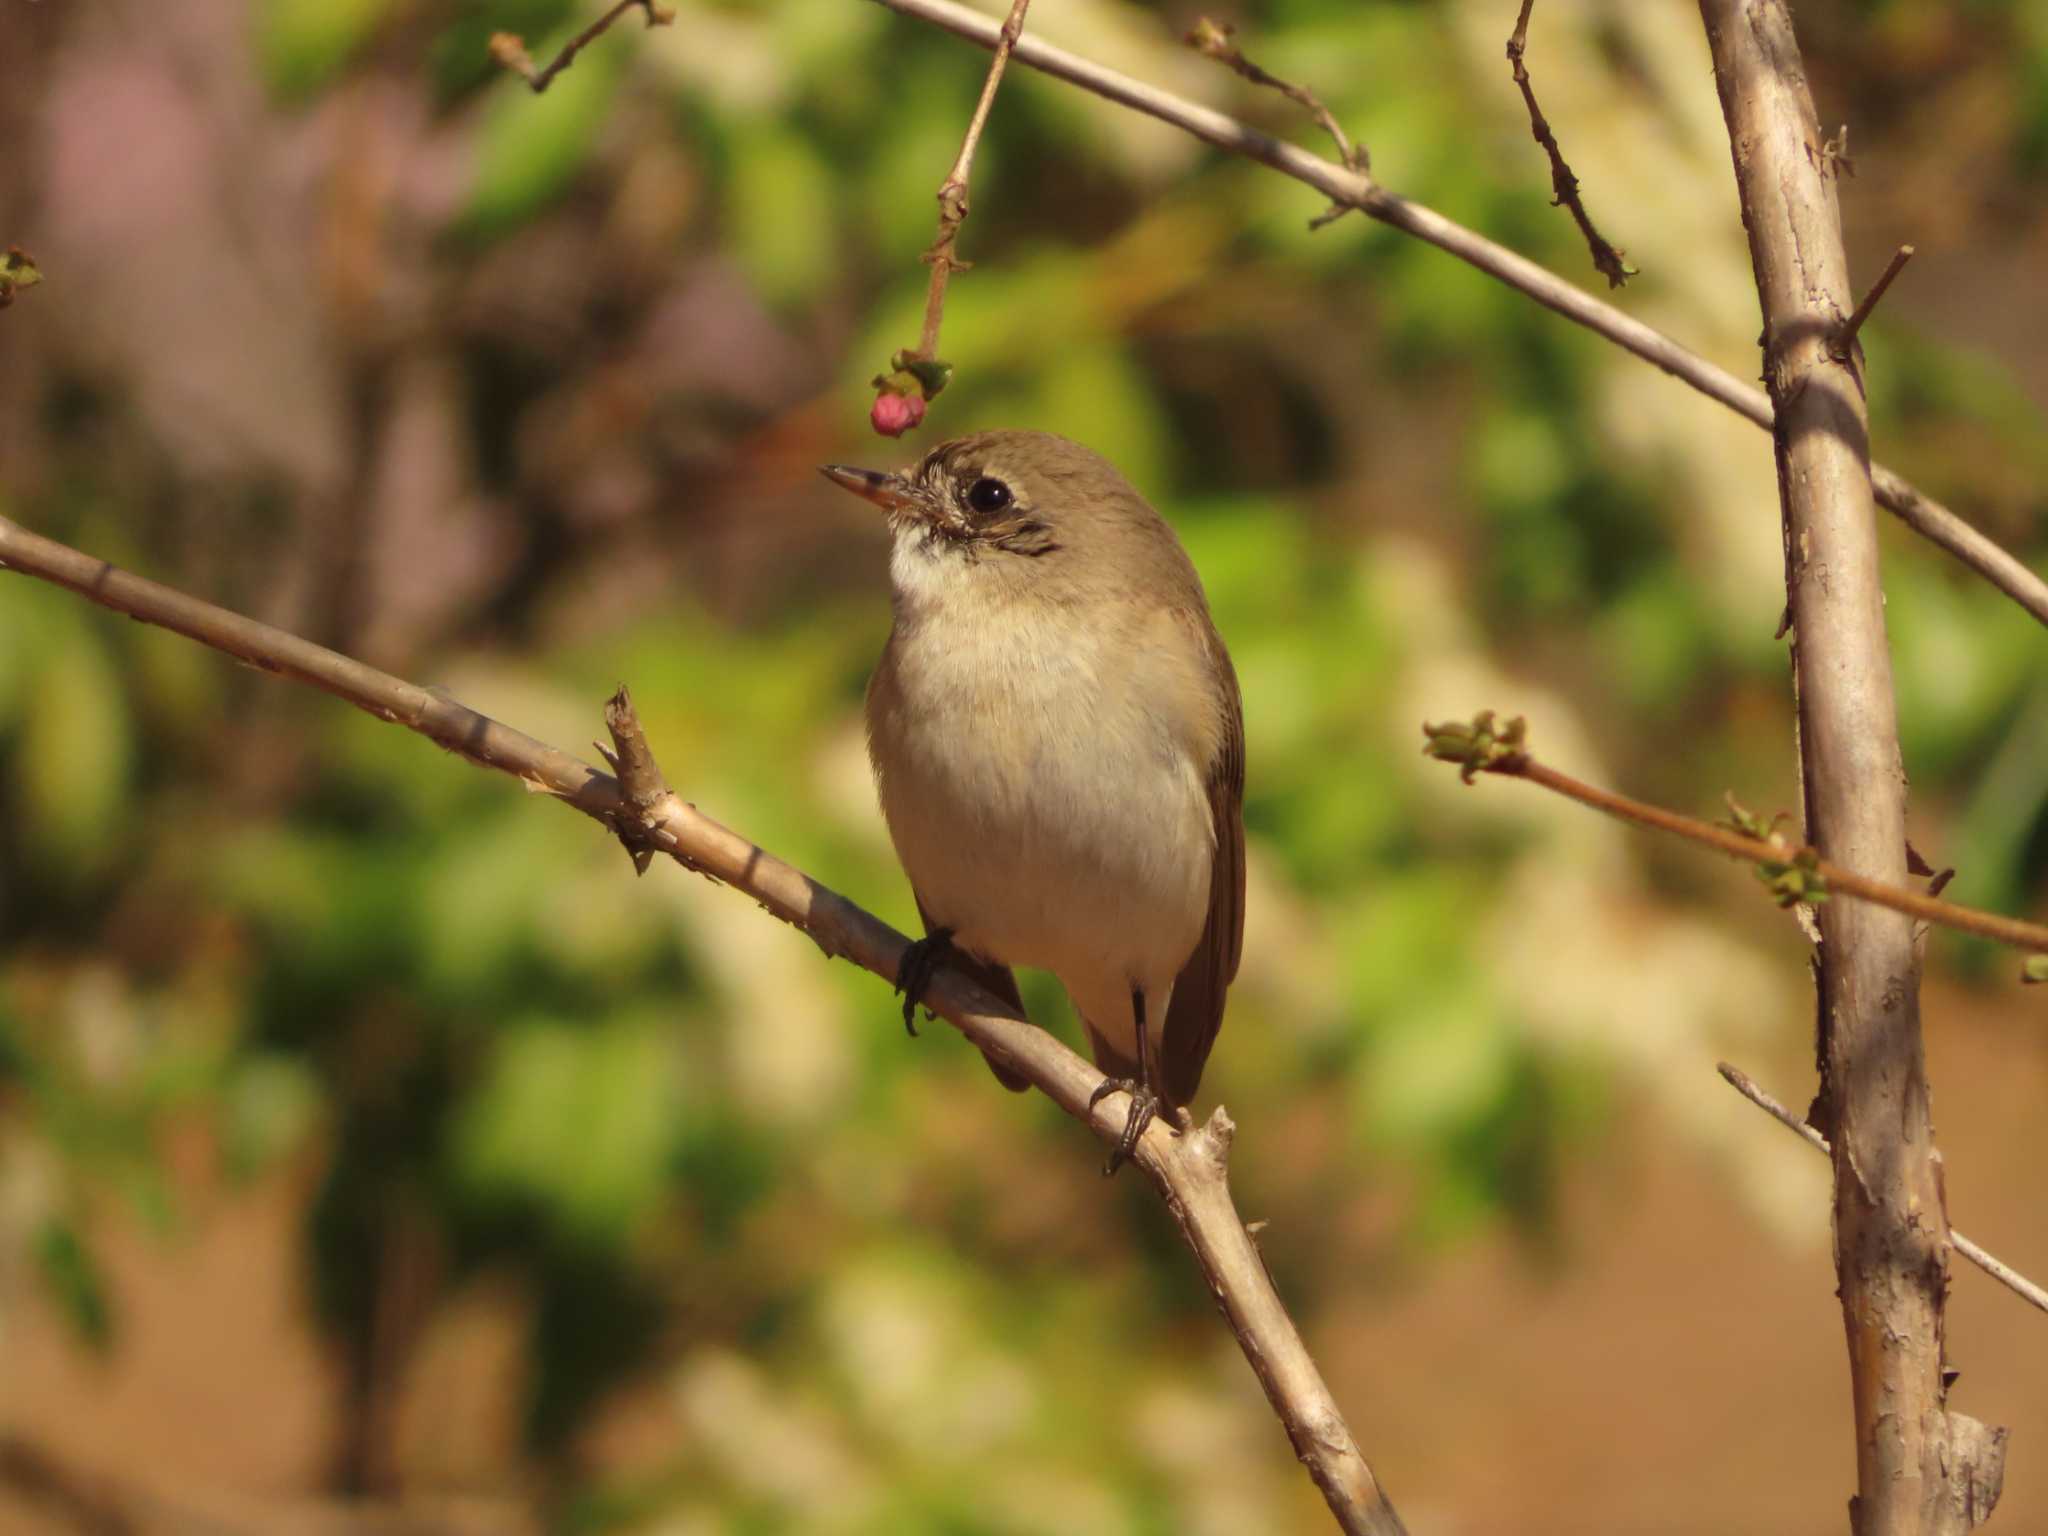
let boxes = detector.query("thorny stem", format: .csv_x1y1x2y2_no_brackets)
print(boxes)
911,0,1034,363
1716,1064,2048,1317
1421,713,2048,959
1505,0,1634,287
489,0,674,95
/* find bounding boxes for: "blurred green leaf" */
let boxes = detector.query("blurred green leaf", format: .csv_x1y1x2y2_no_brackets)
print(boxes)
34,1217,112,1350
223,1052,321,1179
464,31,622,237
451,1017,682,1248
255,0,398,101
15,619,131,873
728,122,839,306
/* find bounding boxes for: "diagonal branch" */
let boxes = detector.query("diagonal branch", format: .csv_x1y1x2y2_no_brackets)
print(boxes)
1717,1064,2048,1318
0,513,1409,1536
1184,16,1365,229
868,0,2048,630
1699,1,2004,1527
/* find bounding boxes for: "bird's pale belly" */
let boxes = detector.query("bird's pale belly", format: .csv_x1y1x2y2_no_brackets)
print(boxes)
877,715,1212,1053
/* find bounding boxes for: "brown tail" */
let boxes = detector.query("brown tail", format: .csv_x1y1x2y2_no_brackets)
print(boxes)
950,949,1031,1093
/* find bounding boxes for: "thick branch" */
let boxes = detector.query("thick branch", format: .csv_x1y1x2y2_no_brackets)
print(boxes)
0,514,1407,1536
1699,2,2003,1529
870,0,2048,629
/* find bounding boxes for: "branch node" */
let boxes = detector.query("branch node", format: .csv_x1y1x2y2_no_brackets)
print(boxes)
1190,1103,1237,1171
602,685,674,874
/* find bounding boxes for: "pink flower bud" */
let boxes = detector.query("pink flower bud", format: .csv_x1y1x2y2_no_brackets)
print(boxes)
870,389,926,438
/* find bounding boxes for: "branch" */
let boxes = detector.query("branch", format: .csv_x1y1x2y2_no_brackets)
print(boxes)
1717,1064,2048,1318
871,0,1035,437
868,0,2048,629
1699,2,2003,1528
1504,1,1634,287
0,514,1409,1536
488,0,674,95
1184,16,1365,229
1419,711,2048,962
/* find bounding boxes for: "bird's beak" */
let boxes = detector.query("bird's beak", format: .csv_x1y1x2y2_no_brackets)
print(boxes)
820,463,923,515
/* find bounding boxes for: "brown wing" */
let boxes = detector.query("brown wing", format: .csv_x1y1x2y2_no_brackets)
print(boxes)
1160,629,1245,1112
914,893,1031,1092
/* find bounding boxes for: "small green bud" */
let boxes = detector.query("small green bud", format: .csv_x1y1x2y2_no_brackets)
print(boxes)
1420,710,1528,784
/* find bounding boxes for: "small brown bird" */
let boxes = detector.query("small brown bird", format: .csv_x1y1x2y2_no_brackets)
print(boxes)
822,431,1245,1172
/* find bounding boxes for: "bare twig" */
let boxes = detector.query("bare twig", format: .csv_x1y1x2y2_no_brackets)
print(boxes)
909,0,1034,366
1717,1063,2048,1317
1700,2,2004,1527
489,0,673,95
1504,0,1634,287
1831,243,1915,361
869,0,2048,628
1185,17,1365,228
0,514,1409,1536
1420,711,2048,958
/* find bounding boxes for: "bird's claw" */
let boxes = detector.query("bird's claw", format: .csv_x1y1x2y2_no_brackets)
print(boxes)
1088,1075,1169,1177
894,929,956,1037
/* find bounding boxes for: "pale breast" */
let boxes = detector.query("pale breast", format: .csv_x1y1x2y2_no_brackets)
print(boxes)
867,580,1216,1042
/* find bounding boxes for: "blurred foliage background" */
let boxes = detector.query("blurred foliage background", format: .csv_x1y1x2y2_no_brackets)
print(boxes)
1,0,2046,1532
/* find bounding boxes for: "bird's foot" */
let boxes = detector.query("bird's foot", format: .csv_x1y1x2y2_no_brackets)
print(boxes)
1087,1076,1172,1177
893,928,957,1037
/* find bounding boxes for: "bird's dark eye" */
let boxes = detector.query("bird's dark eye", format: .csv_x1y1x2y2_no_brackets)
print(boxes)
965,476,1013,515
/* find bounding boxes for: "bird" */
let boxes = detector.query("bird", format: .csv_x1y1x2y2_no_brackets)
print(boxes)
821,430,1245,1174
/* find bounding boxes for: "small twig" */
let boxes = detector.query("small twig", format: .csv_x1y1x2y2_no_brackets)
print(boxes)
489,0,673,95
1505,0,1634,287
874,0,2048,626
1830,243,1914,361
1185,17,1366,229
0,515,1410,1536
1717,1063,2048,1317
911,0,1034,364
1420,711,2048,960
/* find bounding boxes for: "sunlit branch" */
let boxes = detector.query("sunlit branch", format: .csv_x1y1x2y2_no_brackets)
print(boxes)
0,513,1409,1536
